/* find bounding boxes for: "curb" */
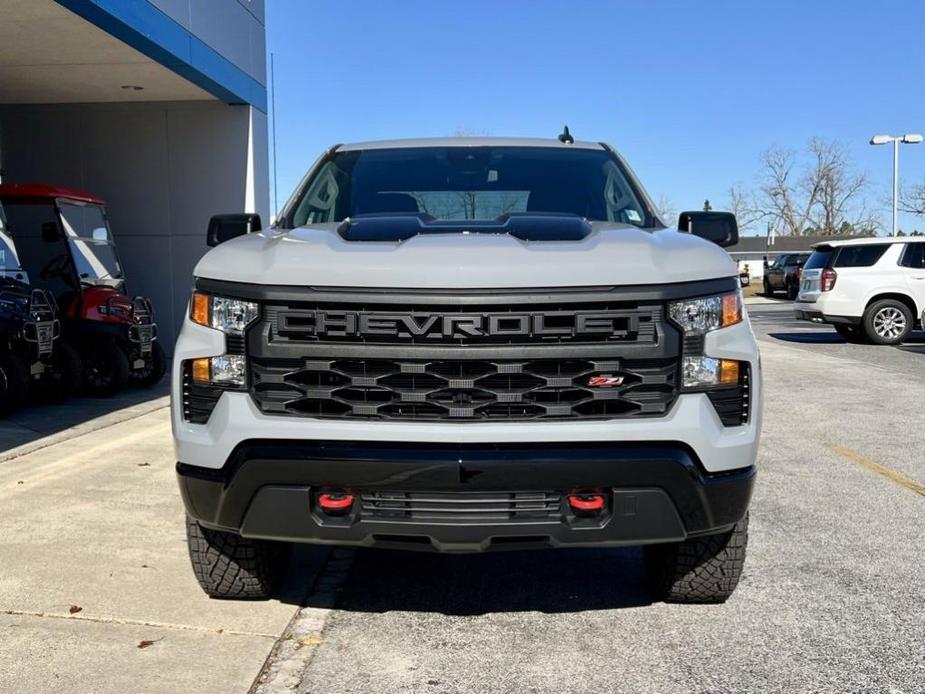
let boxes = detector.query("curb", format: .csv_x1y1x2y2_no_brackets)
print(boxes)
250,548,355,693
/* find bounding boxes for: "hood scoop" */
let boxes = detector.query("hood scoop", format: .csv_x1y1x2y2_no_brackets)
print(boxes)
336,212,593,243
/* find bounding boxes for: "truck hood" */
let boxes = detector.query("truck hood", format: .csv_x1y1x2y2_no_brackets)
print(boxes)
193,222,737,288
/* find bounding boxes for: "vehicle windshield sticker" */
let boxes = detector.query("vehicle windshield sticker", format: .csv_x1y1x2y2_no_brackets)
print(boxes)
626,210,642,222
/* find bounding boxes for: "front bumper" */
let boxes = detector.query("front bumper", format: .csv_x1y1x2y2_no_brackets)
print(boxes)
178,441,755,552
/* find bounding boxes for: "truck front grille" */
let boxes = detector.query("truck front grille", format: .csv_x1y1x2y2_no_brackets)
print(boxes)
242,289,681,422
250,356,678,420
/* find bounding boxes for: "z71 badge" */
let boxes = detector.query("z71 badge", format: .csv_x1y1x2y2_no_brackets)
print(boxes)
587,375,625,387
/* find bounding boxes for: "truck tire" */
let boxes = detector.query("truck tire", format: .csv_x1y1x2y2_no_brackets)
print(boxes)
762,278,773,297
129,341,167,388
186,516,291,599
786,281,798,300
644,513,748,604
82,338,130,397
0,352,29,416
34,340,83,401
862,299,913,346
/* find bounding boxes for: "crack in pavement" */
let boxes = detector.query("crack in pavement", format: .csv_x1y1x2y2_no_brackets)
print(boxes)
3,608,281,639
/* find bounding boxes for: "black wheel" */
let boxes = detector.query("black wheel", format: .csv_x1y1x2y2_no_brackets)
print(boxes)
834,324,866,343
33,340,83,401
81,338,130,397
644,513,749,604
0,351,29,416
762,278,773,297
786,282,798,300
128,341,167,388
862,299,913,346
186,516,291,599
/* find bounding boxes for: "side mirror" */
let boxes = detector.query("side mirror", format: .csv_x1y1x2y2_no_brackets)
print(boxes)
677,211,738,248
41,222,63,243
207,213,262,247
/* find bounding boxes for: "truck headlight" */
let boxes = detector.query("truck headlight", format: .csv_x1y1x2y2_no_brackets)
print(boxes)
681,356,740,387
190,292,258,334
668,292,742,335
669,291,745,390
191,354,246,387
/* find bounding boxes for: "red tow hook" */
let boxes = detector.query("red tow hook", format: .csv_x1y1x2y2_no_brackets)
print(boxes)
318,491,355,514
567,492,606,514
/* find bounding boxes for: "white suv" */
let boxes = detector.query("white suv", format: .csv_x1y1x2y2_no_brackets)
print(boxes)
795,237,925,344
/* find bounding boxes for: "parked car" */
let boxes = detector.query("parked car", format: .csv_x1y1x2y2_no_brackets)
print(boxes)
0,184,166,395
763,252,809,299
795,237,924,345
0,200,80,412
173,136,761,604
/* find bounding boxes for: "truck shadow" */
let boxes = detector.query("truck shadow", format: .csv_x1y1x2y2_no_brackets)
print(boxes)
0,381,169,454
298,546,654,615
769,330,925,345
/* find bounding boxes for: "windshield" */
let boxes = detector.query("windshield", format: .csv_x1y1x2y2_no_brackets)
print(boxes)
58,201,123,284
285,146,655,229
0,204,21,273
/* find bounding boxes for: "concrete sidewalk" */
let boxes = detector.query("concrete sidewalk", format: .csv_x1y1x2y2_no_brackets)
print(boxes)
0,407,322,693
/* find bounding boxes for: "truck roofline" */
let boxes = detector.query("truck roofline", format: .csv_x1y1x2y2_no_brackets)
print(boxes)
336,137,607,152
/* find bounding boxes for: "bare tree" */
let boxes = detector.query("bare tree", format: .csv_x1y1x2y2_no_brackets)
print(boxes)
725,185,766,232
900,178,925,216
809,138,872,234
752,139,875,236
654,194,676,225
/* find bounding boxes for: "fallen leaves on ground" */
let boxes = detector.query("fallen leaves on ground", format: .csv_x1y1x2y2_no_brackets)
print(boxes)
137,638,164,649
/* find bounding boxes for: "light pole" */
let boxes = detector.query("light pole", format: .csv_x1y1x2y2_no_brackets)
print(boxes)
870,133,923,236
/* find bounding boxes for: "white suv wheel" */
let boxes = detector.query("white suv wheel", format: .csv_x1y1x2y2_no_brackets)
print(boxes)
863,299,913,345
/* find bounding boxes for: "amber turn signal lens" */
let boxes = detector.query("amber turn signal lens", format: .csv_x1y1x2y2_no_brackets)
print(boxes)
190,292,209,327
721,293,742,328
191,358,211,384
719,359,740,385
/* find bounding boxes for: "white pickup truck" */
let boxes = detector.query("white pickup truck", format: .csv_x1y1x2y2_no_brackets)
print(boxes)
172,136,761,603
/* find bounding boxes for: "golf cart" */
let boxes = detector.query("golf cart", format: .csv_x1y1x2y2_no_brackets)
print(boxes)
0,199,79,412
0,184,165,396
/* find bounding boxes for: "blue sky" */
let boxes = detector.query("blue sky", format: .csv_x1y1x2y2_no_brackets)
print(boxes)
266,0,925,234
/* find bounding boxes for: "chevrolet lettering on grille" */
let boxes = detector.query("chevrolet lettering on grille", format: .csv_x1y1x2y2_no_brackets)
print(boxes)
276,310,641,341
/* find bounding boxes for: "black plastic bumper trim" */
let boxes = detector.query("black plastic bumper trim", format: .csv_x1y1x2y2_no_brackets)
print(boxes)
177,440,755,551
794,309,860,326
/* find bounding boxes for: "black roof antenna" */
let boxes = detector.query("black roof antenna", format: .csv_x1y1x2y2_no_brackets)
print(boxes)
558,125,574,144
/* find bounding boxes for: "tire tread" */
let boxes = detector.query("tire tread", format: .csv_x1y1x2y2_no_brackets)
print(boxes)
186,516,290,599
646,513,749,604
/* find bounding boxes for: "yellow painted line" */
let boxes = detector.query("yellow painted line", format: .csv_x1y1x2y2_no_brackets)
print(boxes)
829,445,925,498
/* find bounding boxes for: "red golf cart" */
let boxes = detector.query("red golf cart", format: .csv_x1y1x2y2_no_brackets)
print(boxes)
0,184,165,396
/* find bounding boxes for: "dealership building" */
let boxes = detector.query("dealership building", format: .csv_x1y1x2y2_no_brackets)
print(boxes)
0,0,269,347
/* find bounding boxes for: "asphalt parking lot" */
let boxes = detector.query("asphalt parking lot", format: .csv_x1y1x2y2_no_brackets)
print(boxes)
1,298,923,693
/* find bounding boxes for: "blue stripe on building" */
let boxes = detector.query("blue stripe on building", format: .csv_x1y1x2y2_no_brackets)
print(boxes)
54,0,267,112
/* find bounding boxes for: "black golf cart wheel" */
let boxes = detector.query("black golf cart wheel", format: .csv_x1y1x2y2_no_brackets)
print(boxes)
0,351,30,416
129,341,167,389
34,340,83,401
81,339,130,397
